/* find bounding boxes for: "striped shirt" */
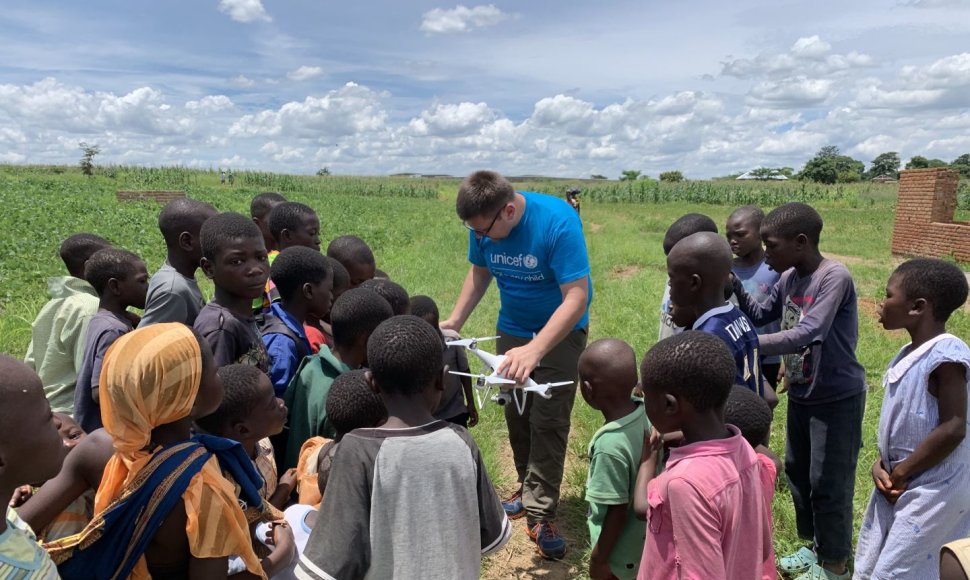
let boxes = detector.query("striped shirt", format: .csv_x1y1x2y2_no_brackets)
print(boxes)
1,507,59,580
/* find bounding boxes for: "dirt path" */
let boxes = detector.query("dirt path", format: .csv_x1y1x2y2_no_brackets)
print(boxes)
482,429,586,579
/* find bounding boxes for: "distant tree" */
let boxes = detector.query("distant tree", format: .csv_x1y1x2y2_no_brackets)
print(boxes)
952,153,970,178
750,167,779,180
778,167,794,178
317,167,331,176
620,170,641,181
638,174,654,181
798,145,864,184
590,174,608,180
659,170,684,182
906,156,948,170
868,151,900,179
78,142,100,176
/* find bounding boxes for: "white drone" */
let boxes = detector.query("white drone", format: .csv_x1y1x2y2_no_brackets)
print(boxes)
445,336,573,415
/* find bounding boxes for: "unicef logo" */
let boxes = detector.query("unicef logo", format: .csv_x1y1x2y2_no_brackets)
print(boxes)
523,254,538,269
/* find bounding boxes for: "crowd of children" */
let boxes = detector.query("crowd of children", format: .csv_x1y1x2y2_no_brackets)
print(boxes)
2,183,969,580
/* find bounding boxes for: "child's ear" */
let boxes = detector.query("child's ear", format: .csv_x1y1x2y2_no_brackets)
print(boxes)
302,282,314,301
233,421,250,440
911,297,928,316
178,231,194,251
795,233,810,249
280,228,292,244
689,273,702,291
107,277,122,296
365,370,380,395
664,393,679,415
200,257,214,279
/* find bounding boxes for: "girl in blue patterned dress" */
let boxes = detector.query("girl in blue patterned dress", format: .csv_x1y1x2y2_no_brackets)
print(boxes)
854,258,970,579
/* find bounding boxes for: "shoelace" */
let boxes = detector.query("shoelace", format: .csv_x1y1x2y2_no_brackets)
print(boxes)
535,522,560,540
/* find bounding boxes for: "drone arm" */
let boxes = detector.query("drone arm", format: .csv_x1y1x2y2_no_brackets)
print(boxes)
442,265,493,333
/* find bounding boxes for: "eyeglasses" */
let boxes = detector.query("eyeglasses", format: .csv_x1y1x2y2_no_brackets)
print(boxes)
463,205,505,237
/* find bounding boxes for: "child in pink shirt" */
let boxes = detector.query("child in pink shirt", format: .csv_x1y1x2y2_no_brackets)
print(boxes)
633,331,777,580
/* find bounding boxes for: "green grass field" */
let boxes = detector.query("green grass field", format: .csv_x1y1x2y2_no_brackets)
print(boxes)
2,165,968,578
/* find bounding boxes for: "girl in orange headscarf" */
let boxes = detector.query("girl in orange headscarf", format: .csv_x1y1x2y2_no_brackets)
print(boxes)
47,323,266,579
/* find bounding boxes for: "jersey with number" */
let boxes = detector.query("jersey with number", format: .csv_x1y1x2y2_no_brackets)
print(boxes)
693,304,763,396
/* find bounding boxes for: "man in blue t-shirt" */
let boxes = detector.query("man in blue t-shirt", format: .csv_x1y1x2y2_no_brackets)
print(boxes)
667,232,765,397
442,170,591,560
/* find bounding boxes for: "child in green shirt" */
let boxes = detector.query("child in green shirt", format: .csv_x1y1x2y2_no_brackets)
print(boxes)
579,339,650,580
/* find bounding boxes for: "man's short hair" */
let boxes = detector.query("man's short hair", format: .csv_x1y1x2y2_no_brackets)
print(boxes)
367,315,444,397
893,258,970,322
268,202,318,243
325,369,386,437
761,202,824,246
250,192,287,219
200,212,264,260
455,170,515,221
195,364,264,435
59,233,111,277
158,198,218,246
331,288,394,349
724,385,772,448
662,213,718,255
84,248,143,295
640,331,735,412
327,235,375,267
271,247,332,303
359,278,409,316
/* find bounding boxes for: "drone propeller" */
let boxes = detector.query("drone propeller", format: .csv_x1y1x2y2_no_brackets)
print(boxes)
534,380,573,388
444,336,500,349
449,371,516,385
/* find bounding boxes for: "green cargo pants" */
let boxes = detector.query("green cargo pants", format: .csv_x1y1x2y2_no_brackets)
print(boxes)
499,327,588,526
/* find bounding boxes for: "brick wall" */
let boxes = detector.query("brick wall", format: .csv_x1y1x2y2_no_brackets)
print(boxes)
116,191,186,203
890,168,970,262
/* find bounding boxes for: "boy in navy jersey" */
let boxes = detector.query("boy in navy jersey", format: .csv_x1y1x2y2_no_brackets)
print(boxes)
667,232,764,396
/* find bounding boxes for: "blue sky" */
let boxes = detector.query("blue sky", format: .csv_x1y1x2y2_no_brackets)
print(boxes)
1,0,969,177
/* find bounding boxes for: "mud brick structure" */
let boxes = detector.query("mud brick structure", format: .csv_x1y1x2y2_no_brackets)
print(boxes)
116,191,186,203
891,168,970,262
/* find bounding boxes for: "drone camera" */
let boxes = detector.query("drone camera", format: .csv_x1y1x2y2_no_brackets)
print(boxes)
491,392,513,406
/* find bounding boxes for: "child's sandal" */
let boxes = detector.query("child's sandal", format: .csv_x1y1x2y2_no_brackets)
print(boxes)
778,546,816,575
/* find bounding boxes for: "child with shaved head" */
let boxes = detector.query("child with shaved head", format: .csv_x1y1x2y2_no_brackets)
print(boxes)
0,356,66,578
579,339,649,580
667,232,765,397
139,198,218,327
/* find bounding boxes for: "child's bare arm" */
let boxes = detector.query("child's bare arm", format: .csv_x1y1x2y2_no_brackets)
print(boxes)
633,431,661,521
17,429,113,533
890,362,968,488
268,468,297,509
590,504,627,580
459,374,478,427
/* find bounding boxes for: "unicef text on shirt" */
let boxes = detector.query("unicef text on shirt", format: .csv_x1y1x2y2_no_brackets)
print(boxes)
490,253,540,269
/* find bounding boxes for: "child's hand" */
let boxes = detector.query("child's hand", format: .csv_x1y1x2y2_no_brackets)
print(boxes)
467,404,479,427
279,468,298,494
872,460,904,503
8,485,32,508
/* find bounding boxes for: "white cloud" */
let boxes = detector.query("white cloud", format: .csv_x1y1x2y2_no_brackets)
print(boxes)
721,36,875,79
287,66,324,82
419,4,510,34
902,0,970,8
748,77,835,107
230,75,256,87
218,0,271,23
229,82,387,138
409,102,496,136
754,130,828,156
899,53,970,88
